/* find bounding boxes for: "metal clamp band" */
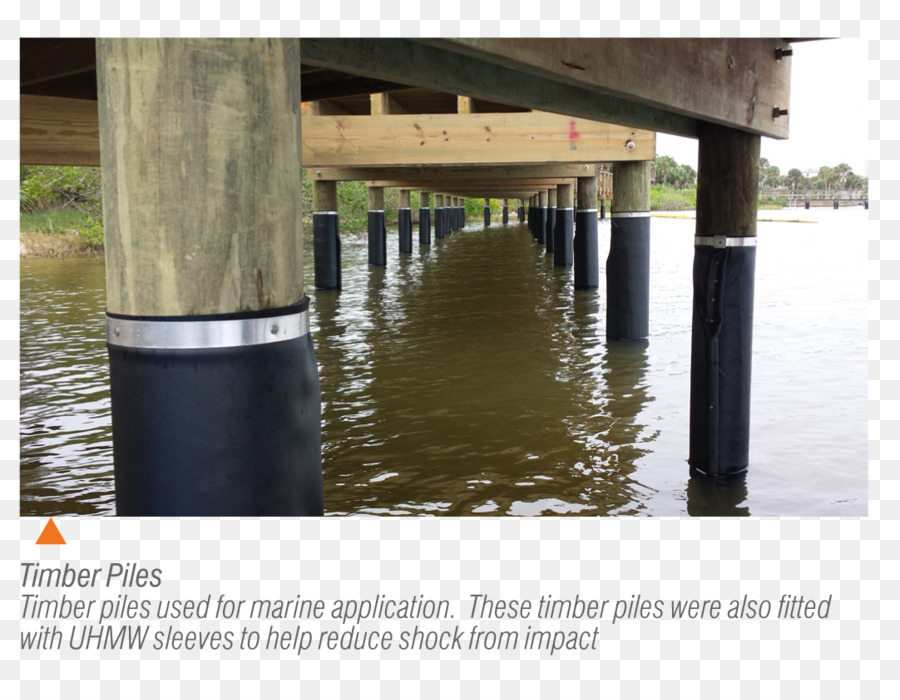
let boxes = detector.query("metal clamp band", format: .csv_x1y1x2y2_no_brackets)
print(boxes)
694,235,758,248
313,210,339,216
610,211,651,218
107,309,310,349
576,208,598,214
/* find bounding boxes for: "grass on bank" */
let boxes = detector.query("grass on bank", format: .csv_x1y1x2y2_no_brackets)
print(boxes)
20,209,104,257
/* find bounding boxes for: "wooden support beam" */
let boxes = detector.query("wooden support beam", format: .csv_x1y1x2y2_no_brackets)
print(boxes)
360,177,576,189
458,95,475,113
300,38,792,138
426,39,791,139
20,95,102,166
370,92,408,115
302,112,654,166
309,164,599,181
304,99,351,116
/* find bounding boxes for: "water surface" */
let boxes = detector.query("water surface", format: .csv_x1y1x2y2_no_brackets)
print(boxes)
20,209,868,517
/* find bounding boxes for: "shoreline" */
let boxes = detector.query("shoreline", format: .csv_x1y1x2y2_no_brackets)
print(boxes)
20,230,104,258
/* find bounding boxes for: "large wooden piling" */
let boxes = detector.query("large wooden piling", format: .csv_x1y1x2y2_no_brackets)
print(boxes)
97,38,322,515
484,197,491,227
690,122,760,478
607,161,651,338
574,175,599,288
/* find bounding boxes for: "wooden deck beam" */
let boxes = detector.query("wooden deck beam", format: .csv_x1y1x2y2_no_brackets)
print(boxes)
301,38,792,139
309,164,601,181
302,111,653,166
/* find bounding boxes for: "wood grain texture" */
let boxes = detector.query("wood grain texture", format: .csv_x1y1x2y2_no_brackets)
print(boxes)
313,180,338,211
696,122,761,237
612,161,651,213
437,38,791,139
557,183,574,209
302,112,654,166
20,95,102,165
310,164,600,181
367,185,384,209
97,39,305,317
577,176,598,210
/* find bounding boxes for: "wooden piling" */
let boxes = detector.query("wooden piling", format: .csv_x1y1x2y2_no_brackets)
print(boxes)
553,182,574,266
368,185,387,265
97,38,322,516
607,161,651,338
574,175,599,288
690,122,760,478
419,190,431,244
399,188,412,254
313,180,341,290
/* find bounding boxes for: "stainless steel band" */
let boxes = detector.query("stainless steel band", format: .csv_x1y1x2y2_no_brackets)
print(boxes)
313,211,338,216
107,308,310,349
576,208,598,214
610,211,651,218
694,236,758,248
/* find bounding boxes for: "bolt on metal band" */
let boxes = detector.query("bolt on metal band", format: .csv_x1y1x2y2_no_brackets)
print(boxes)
107,309,310,349
694,235,758,249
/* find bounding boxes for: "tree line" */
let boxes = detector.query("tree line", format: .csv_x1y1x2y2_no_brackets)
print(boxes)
650,155,868,194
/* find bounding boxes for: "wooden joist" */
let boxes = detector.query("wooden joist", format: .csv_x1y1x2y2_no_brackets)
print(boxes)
302,111,654,166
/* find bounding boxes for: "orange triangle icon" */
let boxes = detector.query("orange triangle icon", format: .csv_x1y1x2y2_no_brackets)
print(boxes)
36,518,66,545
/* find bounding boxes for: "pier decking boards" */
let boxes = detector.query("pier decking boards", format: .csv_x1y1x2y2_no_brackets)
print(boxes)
20,38,795,513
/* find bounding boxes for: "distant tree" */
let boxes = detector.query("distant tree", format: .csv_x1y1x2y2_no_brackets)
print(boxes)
679,164,697,188
817,166,836,195
758,157,770,187
653,155,679,186
786,168,805,191
845,172,866,191
834,162,853,189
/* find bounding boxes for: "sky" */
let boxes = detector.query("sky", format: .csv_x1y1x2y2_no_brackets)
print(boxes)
656,39,868,179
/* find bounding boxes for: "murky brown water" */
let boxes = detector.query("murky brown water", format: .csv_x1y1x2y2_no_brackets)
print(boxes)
20,209,868,516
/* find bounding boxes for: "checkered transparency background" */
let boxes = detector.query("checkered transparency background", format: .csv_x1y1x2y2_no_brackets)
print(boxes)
4,3,897,699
